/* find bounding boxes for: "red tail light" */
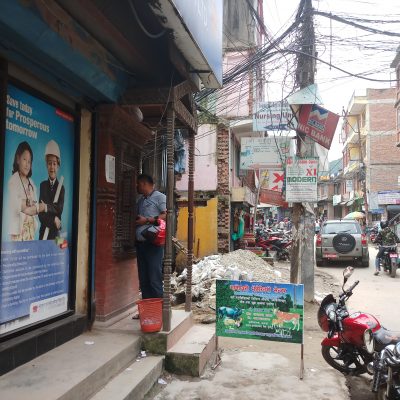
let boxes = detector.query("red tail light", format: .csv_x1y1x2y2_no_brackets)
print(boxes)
316,234,322,247
361,234,367,246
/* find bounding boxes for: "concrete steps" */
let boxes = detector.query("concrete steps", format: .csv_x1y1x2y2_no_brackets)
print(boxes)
90,355,164,400
165,324,216,376
106,309,194,354
0,330,161,400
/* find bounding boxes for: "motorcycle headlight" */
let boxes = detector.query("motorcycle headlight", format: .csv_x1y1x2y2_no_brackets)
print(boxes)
363,329,375,354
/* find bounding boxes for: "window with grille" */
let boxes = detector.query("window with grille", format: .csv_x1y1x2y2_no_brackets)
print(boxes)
113,140,140,257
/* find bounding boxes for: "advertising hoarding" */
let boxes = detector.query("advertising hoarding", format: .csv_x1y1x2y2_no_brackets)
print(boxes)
1,84,75,334
253,101,294,131
378,191,400,205
285,158,318,202
259,170,284,192
297,104,339,150
216,280,304,344
240,137,292,170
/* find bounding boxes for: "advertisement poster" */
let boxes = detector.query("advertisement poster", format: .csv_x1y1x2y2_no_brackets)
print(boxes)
0,84,75,334
259,169,285,192
253,101,294,131
240,137,292,170
297,104,339,150
285,158,318,203
378,190,400,205
216,280,304,344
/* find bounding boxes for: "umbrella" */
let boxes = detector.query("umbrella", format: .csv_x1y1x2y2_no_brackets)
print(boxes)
343,211,365,220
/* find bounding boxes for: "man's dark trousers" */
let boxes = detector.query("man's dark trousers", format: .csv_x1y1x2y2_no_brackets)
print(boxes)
136,241,164,298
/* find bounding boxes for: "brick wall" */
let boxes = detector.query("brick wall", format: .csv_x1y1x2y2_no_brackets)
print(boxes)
368,88,396,132
95,109,140,321
217,124,231,253
369,133,400,193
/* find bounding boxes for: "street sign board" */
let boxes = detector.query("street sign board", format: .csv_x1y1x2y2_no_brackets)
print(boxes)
378,190,400,205
297,104,339,150
285,158,318,202
253,101,294,131
240,137,292,169
216,280,304,344
259,170,284,192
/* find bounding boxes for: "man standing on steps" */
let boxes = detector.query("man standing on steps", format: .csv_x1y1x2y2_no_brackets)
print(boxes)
135,174,166,298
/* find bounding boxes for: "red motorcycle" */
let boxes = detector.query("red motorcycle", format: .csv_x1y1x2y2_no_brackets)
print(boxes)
318,267,400,375
256,235,292,260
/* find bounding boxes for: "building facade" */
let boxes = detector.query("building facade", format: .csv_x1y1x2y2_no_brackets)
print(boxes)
0,0,222,374
341,88,399,224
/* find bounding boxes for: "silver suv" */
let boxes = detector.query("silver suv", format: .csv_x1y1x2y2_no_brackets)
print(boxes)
315,220,369,267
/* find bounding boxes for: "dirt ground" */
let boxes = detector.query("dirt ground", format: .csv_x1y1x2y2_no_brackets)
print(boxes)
145,261,353,400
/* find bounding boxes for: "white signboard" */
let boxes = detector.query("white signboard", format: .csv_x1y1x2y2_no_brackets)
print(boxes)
378,191,400,205
285,158,318,202
346,180,353,192
253,101,294,131
259,169,284,192
105,154,115,184
240,137,292,169
332,194,342,206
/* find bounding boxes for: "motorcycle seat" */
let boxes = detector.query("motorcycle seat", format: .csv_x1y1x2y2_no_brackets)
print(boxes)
375,327,400,349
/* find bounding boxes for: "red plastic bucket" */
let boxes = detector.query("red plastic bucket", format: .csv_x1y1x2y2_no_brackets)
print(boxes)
136,298,163,333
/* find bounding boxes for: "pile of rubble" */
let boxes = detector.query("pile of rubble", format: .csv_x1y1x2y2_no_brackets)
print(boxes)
171,249,287,316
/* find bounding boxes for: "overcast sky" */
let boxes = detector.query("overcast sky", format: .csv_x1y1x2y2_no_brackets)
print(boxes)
263,0,399,161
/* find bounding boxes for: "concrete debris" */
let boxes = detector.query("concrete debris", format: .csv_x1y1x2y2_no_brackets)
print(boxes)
171,250,285,310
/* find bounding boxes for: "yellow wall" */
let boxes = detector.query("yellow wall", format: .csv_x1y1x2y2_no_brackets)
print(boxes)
176,197,218,261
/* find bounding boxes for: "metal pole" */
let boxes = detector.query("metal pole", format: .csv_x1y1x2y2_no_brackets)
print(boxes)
162,106,175,331
185,132,195,312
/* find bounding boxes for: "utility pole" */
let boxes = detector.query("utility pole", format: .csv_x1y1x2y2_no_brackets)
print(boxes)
290,0,316,302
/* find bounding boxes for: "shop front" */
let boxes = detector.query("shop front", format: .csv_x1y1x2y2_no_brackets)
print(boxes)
0,0,222,374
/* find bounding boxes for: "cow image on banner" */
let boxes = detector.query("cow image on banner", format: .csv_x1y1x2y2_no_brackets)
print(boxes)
213,280,305,378
297,104,339,150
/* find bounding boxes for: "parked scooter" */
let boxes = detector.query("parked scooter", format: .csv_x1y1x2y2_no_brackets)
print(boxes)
318,267,400,375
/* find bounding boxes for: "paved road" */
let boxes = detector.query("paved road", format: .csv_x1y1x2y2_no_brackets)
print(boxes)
317,244,400,399
318,244,400,330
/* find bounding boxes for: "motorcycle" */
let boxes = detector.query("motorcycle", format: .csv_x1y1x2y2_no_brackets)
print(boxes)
369,342,400,400
318,267,400,375
255,233,291,261
378,245,399,278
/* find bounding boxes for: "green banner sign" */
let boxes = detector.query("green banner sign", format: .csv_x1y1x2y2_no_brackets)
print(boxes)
216,280,304,344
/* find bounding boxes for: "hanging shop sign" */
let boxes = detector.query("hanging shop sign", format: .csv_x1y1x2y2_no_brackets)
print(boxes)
259,170,284,192
297,104,339,150
285,158,318,203
240,137,292,170
332,194,342,206
216,280,304,344
1,84,75,335
253,101,294,131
